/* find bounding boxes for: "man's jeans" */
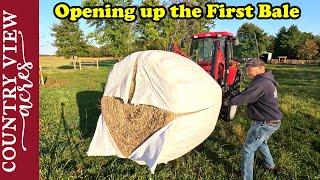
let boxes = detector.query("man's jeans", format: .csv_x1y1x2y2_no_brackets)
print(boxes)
241,121,280,180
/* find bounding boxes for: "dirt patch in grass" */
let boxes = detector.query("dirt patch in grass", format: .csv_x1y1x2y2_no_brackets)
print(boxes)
44,79,70,88
232,123,245,143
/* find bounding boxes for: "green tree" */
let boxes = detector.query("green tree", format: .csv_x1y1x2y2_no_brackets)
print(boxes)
274,25,304,59
297,32,318,60
283,25,302,59
88,45,101,57
135,0,215,52
274,26,287,58
266,35,275,55
82,0,215,57
315,35,320,59
301,32,314,41
134,0,168,51
82,0,135,59
234,23,271,60
298,39,319,60
52,20,89,58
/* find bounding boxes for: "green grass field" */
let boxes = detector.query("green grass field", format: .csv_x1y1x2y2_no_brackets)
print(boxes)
40,60,320,179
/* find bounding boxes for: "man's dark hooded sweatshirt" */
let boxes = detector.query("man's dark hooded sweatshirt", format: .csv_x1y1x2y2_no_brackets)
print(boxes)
230,71,282,121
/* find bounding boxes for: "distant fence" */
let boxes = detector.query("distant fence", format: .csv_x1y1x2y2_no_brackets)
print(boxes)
270,59,320,65
71,59,120,70
40,56,118,71
39,56,119,86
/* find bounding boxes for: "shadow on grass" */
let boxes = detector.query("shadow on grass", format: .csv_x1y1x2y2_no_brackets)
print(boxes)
97,60,118,67
192,135,238,173
101,83,106,92
58,65,74,69
312,140,320,153
76,91,103,138
45,105,64,179
45,102,86,179
42,66,50,70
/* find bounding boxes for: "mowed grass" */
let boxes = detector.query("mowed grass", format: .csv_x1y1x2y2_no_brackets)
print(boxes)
40,60,320,179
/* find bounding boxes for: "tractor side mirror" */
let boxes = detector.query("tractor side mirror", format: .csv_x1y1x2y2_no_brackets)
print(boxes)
233,37,240,46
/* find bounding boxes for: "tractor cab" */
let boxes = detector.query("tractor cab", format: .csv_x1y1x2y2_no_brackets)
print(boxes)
190,32,238,84
190,32,242,121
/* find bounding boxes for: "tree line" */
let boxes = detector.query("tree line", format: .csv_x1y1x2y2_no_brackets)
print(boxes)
234,23,320,60
52,1,320,60
52,0,213,59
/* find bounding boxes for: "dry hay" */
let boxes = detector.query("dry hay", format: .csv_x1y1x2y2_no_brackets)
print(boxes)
101,61,176,157
232,123,245,143
44,79,69,88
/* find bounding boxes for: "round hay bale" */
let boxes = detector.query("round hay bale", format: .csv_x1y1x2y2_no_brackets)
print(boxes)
88,50,222,173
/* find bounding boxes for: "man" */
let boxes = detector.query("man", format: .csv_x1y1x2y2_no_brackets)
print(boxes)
224,58,282,180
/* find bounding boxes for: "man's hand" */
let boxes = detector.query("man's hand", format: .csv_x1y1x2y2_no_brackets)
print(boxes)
223,98,231,106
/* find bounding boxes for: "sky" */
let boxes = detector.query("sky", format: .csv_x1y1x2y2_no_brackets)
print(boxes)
40,0,320,55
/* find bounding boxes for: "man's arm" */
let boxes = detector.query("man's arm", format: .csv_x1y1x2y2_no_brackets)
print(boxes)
229,82,264,105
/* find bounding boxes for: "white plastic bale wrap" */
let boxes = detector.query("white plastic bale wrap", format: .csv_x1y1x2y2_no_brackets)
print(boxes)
87,50,222,173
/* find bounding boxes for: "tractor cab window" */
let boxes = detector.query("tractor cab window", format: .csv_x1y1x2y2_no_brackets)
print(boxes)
190,39,203,62
190,37,226,62
203,38,215,60
225,38,233,60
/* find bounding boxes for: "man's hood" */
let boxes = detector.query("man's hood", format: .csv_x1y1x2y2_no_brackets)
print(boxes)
256,71,279,88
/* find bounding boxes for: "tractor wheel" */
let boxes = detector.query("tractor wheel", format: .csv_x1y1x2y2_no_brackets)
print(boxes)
229,105,237,120
219,104,237,121
219,67,242,121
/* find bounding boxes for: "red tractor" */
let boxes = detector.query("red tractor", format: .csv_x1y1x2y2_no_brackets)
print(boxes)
170,31,242,121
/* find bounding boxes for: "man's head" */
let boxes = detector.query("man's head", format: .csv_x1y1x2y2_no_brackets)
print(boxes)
245,58,265,79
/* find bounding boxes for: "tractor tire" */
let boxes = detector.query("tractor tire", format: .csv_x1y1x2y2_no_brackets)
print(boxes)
229,105,237,120
219,104,237,121
219,67,242,121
